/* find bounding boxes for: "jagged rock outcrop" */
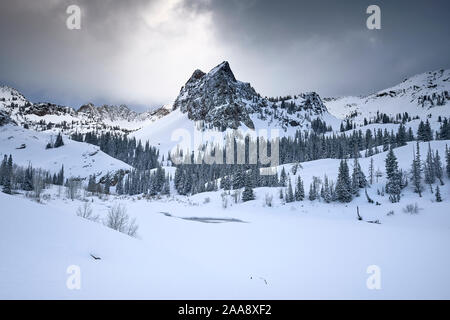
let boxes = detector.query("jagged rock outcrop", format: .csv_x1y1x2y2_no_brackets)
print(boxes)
173,61,328,131
174,61,262,130
0,110,14,126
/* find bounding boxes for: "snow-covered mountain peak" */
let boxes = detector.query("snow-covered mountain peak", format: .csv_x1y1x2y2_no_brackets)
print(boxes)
173,61,261,130
208,60,237,81
324,68,450,122
0,85,29,107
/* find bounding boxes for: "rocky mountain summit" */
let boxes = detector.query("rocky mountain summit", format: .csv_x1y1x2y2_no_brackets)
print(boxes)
173,61,263,130
173,61,329,131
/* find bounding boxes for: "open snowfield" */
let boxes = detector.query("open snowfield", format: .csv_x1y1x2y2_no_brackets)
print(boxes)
0,124,131,178
1,140,449,299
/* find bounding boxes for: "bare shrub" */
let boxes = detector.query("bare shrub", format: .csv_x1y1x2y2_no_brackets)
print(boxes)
403,203,420,214
203,197,210,204
221,192,228,208
264,193,273,207
104,204,138,237
76,202,99,222
66,178,81,200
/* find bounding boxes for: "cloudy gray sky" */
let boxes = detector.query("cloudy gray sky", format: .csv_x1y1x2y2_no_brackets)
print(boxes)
0,0,449,111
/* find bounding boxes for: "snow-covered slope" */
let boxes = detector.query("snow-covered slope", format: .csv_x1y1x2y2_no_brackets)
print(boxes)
325,69,450,123
2,139,450,299
0,124,131,178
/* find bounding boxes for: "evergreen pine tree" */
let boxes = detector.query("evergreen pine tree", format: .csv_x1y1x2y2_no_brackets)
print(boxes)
434,150,444,185
242,174,255,202
57,165,64,186
23,163,33,191
279,188,284,200
279,167,287,187
286,178,294,203
104,174,110,194
335,159,352,203
2,155,13,194
424,143,435,187
308,182,317,201
411,142,423,197
54,132,64,148
0,155,7,186
396,123,407,146
435,185,442,202
385,148,401,203
295,175,305,201
351,157,366,196
446,145,450,178
116,174,124,195
322,175,331,203
369,157,374,185
161,176,171,196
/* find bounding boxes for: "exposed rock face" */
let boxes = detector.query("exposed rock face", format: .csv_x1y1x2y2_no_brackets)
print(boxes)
24,103,76,117
173,61,328,131
78,103,141,122
174,61,262,130
0,110,14,126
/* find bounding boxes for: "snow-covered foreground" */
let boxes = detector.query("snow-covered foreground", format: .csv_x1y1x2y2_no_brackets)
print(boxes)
1,151,450,299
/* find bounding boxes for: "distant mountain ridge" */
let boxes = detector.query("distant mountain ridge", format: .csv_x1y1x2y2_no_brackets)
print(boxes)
1,65,449,138
0,86,168,131
324,69,450,122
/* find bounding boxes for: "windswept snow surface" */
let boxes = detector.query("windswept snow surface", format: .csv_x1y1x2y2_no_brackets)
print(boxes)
0,124,131,178
1,140,450,299
324,69,450,123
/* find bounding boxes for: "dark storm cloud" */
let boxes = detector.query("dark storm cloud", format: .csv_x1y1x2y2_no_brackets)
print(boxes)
0,0,449,111
195,0,450,98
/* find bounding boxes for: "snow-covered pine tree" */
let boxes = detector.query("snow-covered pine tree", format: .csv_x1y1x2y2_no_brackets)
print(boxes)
2,154,12,194
369,157,374,185
116,174,124,195
424,143,435,189
434,150,444,185
161,175,171,196
241,173,255,202
446,145,450,178
124,175,130,195
396,123,407,147
232,167,245,190
54,132,64,148
104,173,110,195
435,185,442,202
220,175,231,190
56,165,64,186
22,163,33,191
382,129,390,151
385,148,401,203
322,175,331,203
424,120,433,142
411,142,423,197
183,171,193,195
279,167,287,187
286,178,294,203
0,155,7,186
308,182,316,201
295,175,305,201
335,159,352,203
351,157,366,196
